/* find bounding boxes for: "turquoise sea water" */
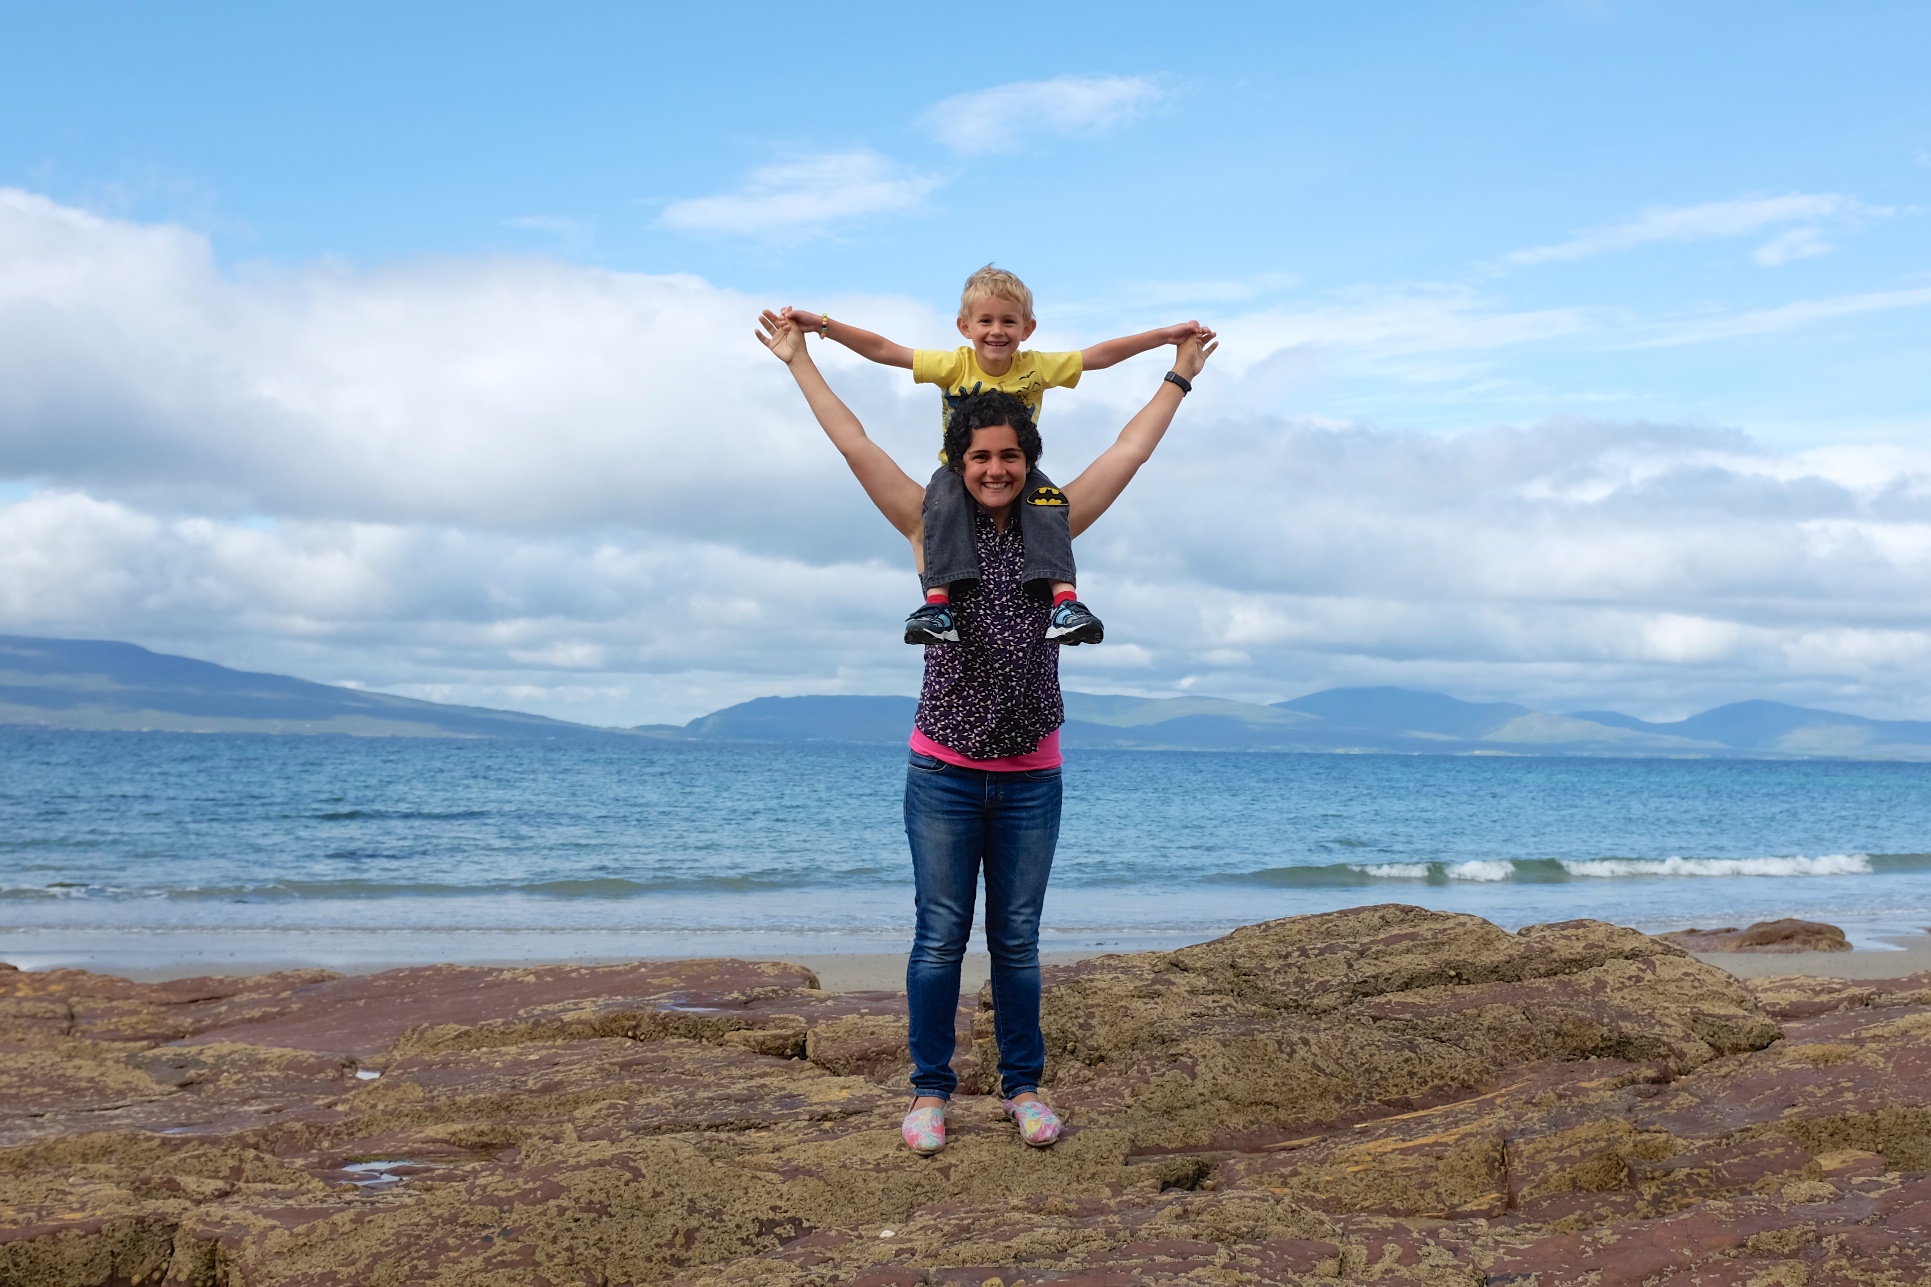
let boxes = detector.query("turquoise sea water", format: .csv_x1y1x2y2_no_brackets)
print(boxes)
5,728,1931,965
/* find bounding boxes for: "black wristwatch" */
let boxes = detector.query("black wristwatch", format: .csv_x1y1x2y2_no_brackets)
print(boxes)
1164,371,1192,395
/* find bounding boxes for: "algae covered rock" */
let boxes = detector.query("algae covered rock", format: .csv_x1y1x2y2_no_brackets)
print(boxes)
1026,904,1780,1148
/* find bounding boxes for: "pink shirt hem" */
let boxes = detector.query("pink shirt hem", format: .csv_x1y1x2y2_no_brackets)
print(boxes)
909,726,1062,772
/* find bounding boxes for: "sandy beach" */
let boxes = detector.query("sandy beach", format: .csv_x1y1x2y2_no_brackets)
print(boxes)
1686,941,1931,979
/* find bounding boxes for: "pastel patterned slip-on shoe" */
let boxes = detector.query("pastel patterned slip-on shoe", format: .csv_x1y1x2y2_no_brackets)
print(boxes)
1004,1097,1062,1148
901,1104,946,1155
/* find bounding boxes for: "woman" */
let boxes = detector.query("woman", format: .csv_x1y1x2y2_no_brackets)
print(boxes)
756,309,1216,1155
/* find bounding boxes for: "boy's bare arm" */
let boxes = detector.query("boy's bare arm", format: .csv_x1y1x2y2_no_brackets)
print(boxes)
779,307,915,369
756,310,924,537
1080,321,1215,371
1062,333,1217,539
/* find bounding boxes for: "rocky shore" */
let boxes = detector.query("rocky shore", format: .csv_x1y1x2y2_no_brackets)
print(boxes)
4,904,1930,1285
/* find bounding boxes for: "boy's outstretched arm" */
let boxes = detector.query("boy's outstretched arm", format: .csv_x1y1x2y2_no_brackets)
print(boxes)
1081,321,1216,371
756,310,924,538
1062,332,1218,539
779,307,915,370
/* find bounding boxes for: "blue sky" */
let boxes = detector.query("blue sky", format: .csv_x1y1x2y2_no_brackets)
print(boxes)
2,2,1929,721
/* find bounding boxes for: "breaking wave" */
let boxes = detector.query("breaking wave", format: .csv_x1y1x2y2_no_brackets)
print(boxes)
1215,852,1918,888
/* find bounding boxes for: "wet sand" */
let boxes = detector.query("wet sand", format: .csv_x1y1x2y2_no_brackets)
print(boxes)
1686,941,1931,979
7,939,1928,991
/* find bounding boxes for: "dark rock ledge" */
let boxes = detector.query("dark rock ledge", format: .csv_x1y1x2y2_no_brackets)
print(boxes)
1658,918,1853,954
3,904,1929,1285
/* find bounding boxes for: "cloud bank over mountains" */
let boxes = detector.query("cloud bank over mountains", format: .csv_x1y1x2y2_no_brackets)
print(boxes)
4,188,1931,725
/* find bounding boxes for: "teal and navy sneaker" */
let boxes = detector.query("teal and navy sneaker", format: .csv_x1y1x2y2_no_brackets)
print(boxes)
904,602,959,645
1044,599,1104,646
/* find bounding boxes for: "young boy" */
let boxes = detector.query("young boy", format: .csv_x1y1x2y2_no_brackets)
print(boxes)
784,266,1205,647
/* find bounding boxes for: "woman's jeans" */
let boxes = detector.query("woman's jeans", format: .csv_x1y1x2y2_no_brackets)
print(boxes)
903,752,1062,1101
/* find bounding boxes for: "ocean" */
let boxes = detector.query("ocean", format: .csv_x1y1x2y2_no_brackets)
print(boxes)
5,727,1931,972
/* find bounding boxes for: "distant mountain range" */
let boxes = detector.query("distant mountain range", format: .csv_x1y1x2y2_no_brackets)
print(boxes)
0,634,608,739
642,690,1931,760
7,632,1931,760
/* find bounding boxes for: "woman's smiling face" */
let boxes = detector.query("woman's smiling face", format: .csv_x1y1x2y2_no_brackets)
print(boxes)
960,423,1027,515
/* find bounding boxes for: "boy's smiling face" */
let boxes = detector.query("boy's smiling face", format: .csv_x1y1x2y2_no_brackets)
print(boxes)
956,294,1037,376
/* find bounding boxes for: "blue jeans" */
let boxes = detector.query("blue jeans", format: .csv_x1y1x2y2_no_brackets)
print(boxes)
903,752,1062,1100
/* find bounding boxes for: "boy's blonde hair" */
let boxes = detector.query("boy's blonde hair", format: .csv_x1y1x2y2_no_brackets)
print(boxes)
959,264,1034,321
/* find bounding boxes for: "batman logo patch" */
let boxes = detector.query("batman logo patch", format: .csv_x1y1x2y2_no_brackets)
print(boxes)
1026,486,1068,507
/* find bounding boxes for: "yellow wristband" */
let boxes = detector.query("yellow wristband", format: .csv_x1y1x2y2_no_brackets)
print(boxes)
820,313,830,337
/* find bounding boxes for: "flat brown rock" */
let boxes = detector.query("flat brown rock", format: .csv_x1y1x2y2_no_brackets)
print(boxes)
5,905,1931,1285
1746,968,1931,1019
1659,917,1852,953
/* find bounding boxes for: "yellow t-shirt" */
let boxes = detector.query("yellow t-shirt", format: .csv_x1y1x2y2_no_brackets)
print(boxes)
911,346,1083,431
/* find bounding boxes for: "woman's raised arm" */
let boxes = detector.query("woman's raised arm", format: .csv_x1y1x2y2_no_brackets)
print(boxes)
1061,331,1217,539
756,310,925,538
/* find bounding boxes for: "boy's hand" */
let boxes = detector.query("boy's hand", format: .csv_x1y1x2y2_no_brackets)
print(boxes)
774,308,916,370
1082,321,1216,371
1171,331,1219,382
779,306,824,334
756,310,807,365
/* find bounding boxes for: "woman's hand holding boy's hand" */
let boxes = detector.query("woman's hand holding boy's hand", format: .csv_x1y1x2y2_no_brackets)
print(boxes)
1161,321,1215,346
756,310,808,365
1171,330,1219,381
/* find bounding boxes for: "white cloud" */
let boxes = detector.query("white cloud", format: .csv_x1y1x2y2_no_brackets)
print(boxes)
1751,226,1834,266
1508,193,1882,266
655,73,1165,240
1627,283,1931,348
1218,288,1590,374
656,148,944,240
1110,287,1595,410
918,74,1167,155
0,186,932,558
505,215,593,253
8,189,1931,722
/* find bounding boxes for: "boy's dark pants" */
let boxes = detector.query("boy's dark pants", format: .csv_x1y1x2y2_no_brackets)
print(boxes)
920,466,1077,592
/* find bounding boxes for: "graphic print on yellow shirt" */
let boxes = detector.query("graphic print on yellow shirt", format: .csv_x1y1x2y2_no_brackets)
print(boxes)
911,346,1083,432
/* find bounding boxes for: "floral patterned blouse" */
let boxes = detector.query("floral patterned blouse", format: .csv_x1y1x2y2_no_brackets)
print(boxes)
913,506,1064,759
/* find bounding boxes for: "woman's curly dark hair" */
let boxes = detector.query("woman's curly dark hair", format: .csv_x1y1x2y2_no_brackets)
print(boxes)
943,390,1042,474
